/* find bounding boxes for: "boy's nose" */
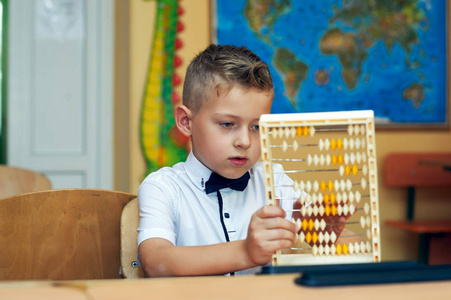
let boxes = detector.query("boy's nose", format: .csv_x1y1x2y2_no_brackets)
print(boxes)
234,128,251,149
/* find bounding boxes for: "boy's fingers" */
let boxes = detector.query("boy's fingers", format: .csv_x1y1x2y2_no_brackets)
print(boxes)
256,205,286,218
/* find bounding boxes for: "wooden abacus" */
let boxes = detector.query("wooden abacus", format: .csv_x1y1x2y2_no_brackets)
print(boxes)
259,110,381,266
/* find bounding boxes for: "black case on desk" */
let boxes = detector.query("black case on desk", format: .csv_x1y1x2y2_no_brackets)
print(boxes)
260,261,451,287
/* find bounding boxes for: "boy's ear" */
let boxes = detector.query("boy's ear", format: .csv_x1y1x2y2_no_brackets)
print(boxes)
175,104,192,137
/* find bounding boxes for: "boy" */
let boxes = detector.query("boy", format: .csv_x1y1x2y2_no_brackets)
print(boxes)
137,44,349,277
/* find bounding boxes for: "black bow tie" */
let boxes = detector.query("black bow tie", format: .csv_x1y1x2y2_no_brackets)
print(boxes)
205,172,250,194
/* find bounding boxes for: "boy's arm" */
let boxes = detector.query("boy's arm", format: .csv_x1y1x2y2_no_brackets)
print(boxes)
138,205,297,277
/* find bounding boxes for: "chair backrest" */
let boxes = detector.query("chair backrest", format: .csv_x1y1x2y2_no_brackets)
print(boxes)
0,165,52,199
0,189,136,280
384,152,451,187
120,197,144,278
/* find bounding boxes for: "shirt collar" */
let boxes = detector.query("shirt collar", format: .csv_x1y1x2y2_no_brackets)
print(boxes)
185,151,213,192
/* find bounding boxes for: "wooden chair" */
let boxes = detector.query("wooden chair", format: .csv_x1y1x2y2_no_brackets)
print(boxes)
120,197,144,278
0,189,136,280
384,152,451,265
0,165,52,199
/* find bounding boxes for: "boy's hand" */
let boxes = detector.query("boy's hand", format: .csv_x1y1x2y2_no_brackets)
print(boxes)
292,199,358,246
244,205,297,266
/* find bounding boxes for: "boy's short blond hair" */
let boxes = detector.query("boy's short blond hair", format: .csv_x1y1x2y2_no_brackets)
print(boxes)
182,44,273,114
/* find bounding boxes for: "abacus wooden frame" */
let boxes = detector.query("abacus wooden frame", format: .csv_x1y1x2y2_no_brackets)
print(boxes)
259,110,381,266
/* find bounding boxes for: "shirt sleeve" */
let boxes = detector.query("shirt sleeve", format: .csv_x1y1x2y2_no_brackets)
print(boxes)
137,173,178,246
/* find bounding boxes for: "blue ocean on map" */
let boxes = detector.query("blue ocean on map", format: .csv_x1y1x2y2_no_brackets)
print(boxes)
215,0,447,126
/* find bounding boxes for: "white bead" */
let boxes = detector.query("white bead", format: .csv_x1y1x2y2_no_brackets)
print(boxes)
293,140,299,151
320,219,326,231
312,245,318,256
348,192,354,203
354,242,360,254
330,232,337,243
361,178,367,190
282,140,288,152
313,181,319,192
355,191,361,203
309,126,315,136
360,216,366,228
318,139,324,151
346,179,353,191
330,244,336,255
354,124,360,135
334,180,340,192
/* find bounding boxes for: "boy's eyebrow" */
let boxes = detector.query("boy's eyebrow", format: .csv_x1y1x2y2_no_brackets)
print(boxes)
212,113,260,122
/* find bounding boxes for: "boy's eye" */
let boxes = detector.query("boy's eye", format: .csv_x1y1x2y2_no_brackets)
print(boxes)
251,124,259,131
220,122,234,128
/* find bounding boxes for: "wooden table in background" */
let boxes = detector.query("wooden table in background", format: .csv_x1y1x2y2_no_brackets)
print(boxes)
1,274,451,300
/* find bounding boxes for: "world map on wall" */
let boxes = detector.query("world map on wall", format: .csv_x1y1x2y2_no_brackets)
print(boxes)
214,0,447,127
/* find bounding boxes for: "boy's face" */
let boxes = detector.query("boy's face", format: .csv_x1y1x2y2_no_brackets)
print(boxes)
190,86,273,179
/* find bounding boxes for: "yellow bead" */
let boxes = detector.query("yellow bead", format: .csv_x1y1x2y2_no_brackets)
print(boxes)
325,205,331,216
320,181,326,192
352,164,359,176
302,219,308,231
312,232,318,244
343,243,349,255
323,193,329,204
327,180,333,191
338,154,344,165
337,138,343,150
306,232,312,244
345,165,351,176
308,219,314,231
303,126,309,137
330,193,336,204
331,205,337,216
332,154,337,165
336,243,342,255
330,139,336,150
296,126,303,137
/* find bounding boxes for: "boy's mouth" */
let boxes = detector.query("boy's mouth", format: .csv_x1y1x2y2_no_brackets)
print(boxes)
229,156,248,166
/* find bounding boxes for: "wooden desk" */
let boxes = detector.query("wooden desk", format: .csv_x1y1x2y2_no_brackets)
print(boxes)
1,274,451,300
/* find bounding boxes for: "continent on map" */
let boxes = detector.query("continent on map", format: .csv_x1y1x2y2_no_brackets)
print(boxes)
321,0,426,94
319,28,367,90
272,48,308,107
243,0,291,42
403,82,424,108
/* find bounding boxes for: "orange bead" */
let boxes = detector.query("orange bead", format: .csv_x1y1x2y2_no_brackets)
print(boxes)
308,219,314,231
332,154,337,165
325,205,331,216
302,219,308,231
320,181,326,192
312,232,318,244
331,205,337,216
323,193,330,204
352,164,359,175
330,139,336,150
296,126,303,137
330,193,336,204
337,138,343,150
306,232,312,244
345,165,351,176
327,180,333,191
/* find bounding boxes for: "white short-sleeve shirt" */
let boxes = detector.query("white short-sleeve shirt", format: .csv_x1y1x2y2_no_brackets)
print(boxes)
137,152,297,275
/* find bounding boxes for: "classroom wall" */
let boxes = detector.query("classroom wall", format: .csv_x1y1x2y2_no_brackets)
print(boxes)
115,0,451,262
